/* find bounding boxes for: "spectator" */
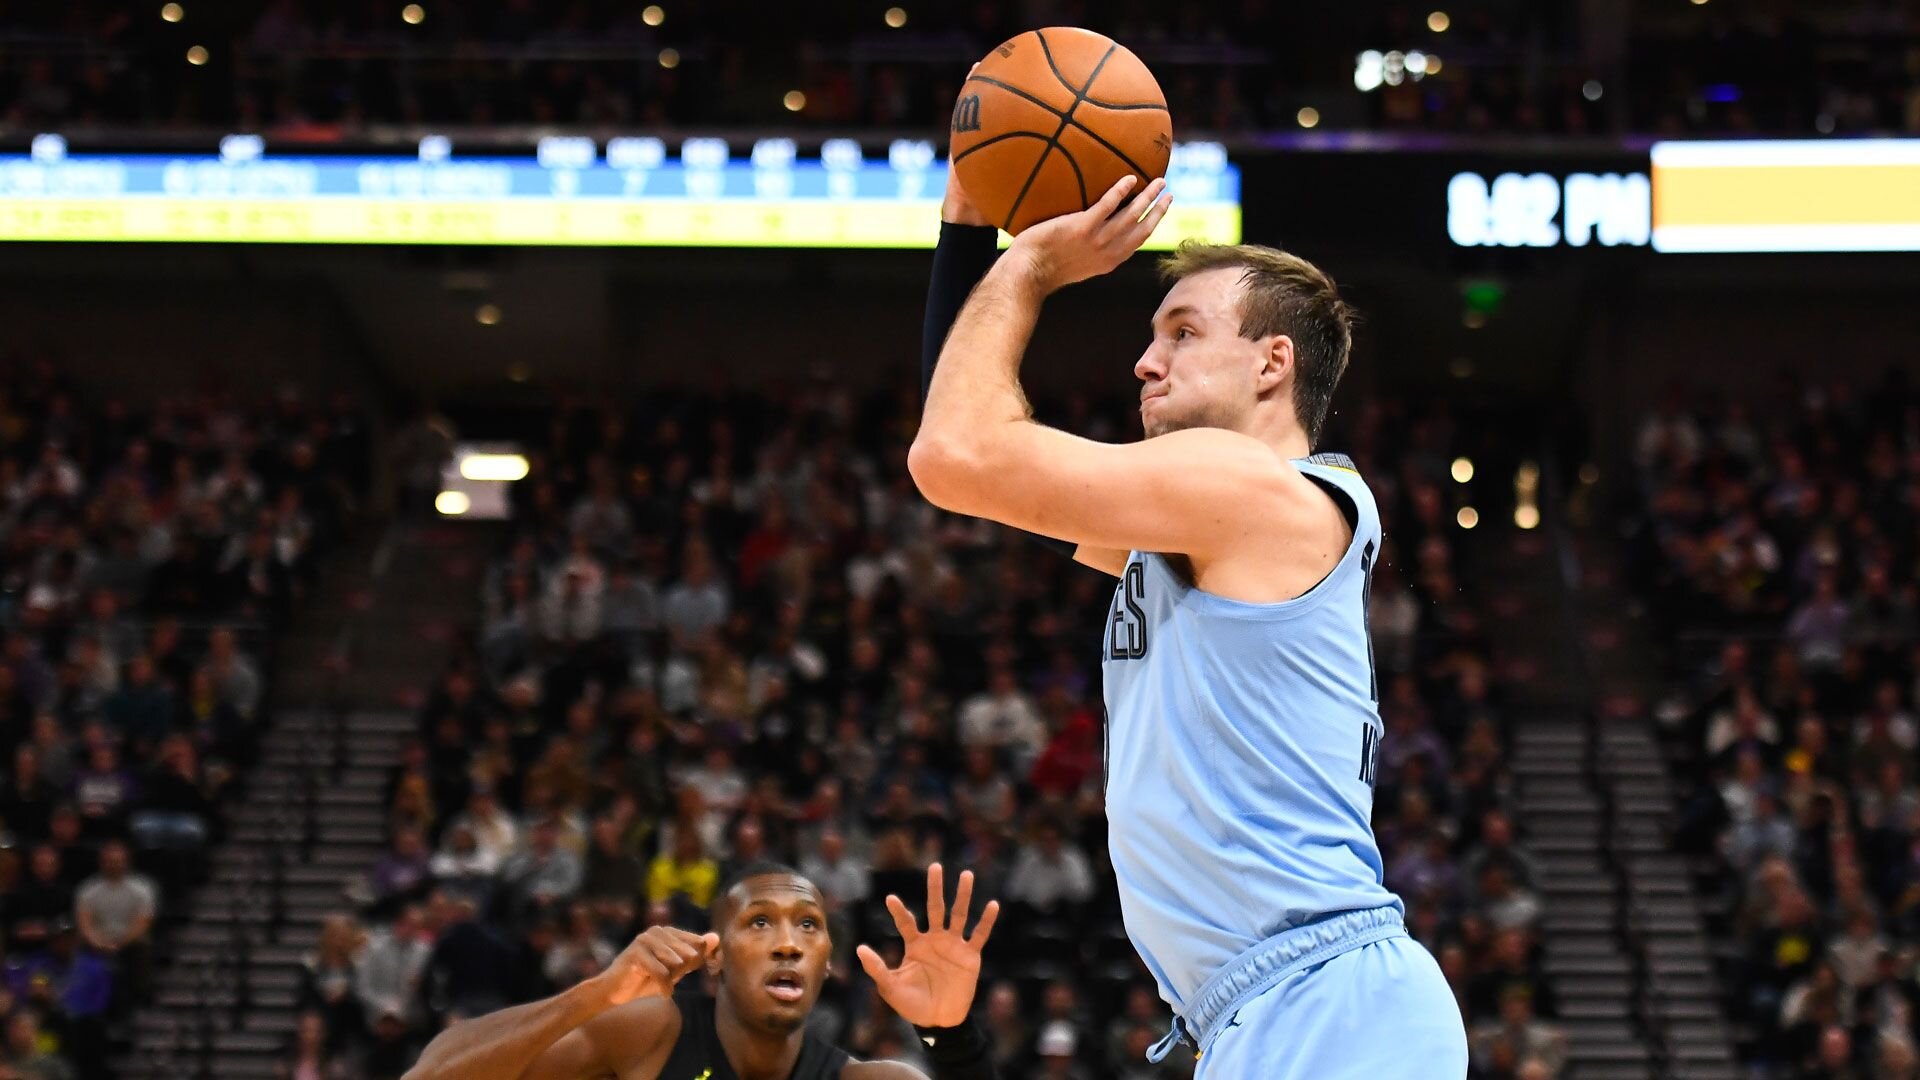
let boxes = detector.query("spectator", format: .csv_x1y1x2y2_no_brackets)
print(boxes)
301,915,366,1050
280,1010,350,1080
73,840,156,997
366,827,433,912
500,819,584,916
2,1009,74,1080
541,902,615,987
646,828,719,915
957,667,1047,770
1469,986,1568,1078
355,905,432,1032
1005,820,1095,918
661,540,728,644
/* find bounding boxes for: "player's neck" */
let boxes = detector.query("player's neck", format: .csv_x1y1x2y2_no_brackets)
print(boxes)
715,994,807,1080
1240,398,1312,460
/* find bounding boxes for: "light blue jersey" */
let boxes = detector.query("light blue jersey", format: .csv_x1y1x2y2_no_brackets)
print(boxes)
1102,454,1465,1076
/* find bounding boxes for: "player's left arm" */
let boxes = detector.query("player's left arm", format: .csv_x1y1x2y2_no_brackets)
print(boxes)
913,177,1313,558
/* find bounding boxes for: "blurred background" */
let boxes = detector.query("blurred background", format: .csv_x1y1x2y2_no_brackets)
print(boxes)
0,2,1915,1079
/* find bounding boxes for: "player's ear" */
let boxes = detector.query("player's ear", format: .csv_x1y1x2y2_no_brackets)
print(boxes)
1257,334,1295,397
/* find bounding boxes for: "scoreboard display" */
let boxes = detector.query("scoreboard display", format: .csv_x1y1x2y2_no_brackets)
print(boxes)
0,135,1242,249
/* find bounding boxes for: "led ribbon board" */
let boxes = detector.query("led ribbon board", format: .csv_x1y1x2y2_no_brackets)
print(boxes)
0,138,1240,249
1651,139,1920,253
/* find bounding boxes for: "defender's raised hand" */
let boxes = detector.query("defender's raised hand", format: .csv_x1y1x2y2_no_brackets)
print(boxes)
856,863,1001,1028
597,926,719,1006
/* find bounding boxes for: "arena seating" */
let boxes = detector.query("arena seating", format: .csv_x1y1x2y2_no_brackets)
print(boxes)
0,363,369,1079
1629,369,1919,1078
244,385,1569,1078
2,1,1916,135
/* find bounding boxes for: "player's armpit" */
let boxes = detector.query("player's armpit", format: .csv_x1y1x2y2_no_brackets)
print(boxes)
1073,545,1128,577
910,423,1313,559
517,998,680,1080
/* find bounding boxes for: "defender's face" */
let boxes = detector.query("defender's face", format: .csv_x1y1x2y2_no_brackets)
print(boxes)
714,875,831,1033
1136,268,1270,438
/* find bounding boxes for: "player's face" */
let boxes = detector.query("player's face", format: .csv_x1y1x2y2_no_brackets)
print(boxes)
1137,268,1269,438
714,875,832,1033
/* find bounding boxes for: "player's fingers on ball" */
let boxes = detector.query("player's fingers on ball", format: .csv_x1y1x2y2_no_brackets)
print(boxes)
969,899,1001,947
1128,177,1169,223
952,869,975,924
885,893,921,940
1133,192,1173,245
1093,174,1137,217
926,862,947,930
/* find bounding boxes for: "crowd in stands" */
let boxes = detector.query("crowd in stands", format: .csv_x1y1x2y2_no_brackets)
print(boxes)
0,359,367,1080
1631,369,1920,1078
283,383,1571,1079
3,0,1917,136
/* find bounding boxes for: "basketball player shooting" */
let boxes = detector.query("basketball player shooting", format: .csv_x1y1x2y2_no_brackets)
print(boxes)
915,129,1470,1078
402,864,1008,1080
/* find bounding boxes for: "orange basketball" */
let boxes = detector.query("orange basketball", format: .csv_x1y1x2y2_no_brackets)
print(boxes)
949,27,1173,235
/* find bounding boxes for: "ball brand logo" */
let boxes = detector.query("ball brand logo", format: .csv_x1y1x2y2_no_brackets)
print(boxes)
996,40,1016,58
1152,133,1173,152
952,94,983,133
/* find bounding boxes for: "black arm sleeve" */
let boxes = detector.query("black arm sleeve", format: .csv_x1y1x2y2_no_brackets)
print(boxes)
921,221,1000,401
920,221,1077,557
912,1016,1000,1080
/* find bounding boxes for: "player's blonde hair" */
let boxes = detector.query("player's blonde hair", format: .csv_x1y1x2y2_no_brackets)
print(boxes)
1158,241,1354,448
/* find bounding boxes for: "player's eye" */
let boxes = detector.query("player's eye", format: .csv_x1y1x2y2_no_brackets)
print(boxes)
1175,326,1195,341
751,916,770,929
800,918,819,931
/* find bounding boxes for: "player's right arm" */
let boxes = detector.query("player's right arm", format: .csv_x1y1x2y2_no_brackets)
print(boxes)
402,927,714,1080
926,93,1124,578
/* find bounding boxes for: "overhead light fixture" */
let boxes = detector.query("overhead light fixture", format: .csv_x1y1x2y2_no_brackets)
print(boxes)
435,491,471,516
459,453,531,482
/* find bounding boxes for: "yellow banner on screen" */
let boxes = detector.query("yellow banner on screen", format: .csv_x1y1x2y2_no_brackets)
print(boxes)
0,196,1239,249
1651,140,1920,252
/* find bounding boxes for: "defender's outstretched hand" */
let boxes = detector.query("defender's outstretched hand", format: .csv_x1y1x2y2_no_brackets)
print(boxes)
857,863,1001,1028
1007,174,1171,294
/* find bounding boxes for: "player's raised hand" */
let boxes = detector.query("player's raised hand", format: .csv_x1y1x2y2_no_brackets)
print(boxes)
595,926,719,1006
1006,174,1171,294
856,863,1001,1028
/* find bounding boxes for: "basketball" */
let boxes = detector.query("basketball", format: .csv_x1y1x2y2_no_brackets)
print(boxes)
949,27,1173,235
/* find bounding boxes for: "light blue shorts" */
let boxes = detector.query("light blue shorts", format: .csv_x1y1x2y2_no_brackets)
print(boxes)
1192,933,1467,1080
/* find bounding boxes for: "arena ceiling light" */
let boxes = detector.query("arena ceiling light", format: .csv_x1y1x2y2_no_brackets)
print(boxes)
1354,50,1435,93
434,491,471,516
459,453,529,482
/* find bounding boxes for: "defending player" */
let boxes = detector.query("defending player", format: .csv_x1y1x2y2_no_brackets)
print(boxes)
914,168,1469,1074
403,863,1003,1080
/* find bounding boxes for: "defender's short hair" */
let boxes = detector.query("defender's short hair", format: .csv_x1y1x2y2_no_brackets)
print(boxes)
1158,241,1355,448
709,860,810,924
